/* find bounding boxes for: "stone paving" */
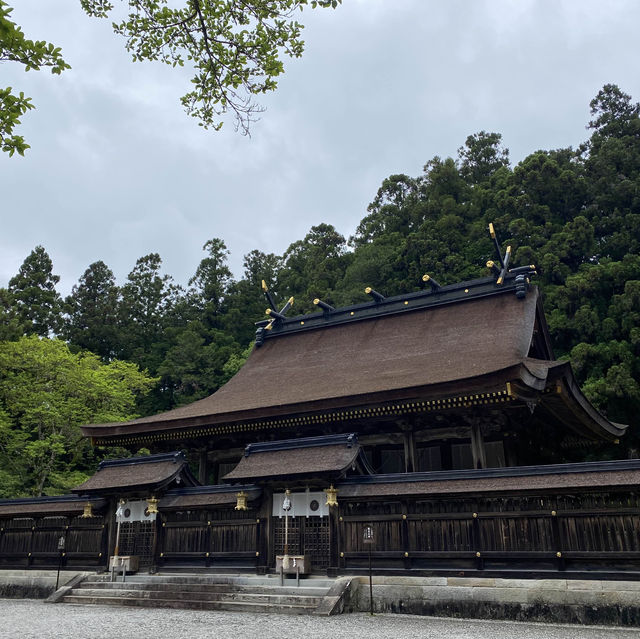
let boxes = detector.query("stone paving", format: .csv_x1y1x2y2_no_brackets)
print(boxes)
2,599,640,639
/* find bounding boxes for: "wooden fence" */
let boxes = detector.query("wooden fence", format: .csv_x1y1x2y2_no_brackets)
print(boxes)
335,490,640,576
0,515,107,570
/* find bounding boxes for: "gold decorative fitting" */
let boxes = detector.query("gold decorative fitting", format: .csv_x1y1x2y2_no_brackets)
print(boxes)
551,510,557,517
404,552,409,558
207,520,211,526
206,552,210,557
160,552,164,557
472,513,478,518
28,552,31,557
404,301,409,305
300,321,304,325
556,552,562,558
350,311,354,316
402,514,407,520
339,516,343,522
325,485,338,508
81,502,95,518
489,222,496,238
340,552,344,558
486,260,494,268
98,553,102,557
261,280,268,292
235,491,249,511
476,552,481,558
146,496,159,515
256,551,260,556
464,288,469,293
265,308,272,315
365,287,372,294
162,522,166,527
422,274,430,282
506,245,512,255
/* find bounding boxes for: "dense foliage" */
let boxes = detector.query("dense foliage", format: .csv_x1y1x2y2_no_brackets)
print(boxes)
1,84,639,495
0,337,154,497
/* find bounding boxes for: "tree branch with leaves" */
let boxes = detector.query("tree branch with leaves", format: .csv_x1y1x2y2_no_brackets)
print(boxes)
81,0,341,134
0,0,70,155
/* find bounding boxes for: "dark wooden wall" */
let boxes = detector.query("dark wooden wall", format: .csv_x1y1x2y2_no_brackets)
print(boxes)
334,490,640,576
157,506,261,571
0,515,107,570
2,488,639,579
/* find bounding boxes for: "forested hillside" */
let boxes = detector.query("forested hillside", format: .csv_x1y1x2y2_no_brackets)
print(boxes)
1,84,639,496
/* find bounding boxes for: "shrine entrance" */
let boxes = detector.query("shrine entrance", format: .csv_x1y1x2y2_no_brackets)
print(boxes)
272,492,330,571
116,499,157,568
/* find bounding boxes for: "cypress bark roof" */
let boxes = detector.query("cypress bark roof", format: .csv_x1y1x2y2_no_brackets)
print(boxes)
80,277,626,444
337,459,640,498
0,496,106,517
159,485,262,509
223,433,362,483
72,452,199,496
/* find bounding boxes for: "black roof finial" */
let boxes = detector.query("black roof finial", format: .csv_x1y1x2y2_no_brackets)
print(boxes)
487,223,537,288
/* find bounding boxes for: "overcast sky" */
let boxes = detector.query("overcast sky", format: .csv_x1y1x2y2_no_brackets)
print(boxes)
2,0,640,296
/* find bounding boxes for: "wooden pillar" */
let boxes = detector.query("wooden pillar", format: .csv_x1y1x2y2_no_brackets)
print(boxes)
328,500,340,576
402,431,417,473
504,435,518,466
470,421,487,470
105,497,117,559
198,449,209,485
441,441,453,470
211,461,220,485
257,487,272,573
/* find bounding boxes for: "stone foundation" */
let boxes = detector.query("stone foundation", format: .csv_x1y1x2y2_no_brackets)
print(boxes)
347,576,640,625
0,570,91,599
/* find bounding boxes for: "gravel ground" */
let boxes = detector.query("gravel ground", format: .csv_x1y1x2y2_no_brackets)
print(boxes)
1,600,640,639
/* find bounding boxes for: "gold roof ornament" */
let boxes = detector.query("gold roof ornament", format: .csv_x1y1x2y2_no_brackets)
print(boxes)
324,484,338,508
235,491,249,511
146,496,159,515
81,501,95,518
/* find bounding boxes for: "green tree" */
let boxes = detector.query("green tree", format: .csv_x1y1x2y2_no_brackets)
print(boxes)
0,336,155,496
118,253,179,373
189,238,233,329
0,287,25,341
0,0,70,155
8,245,63,337
457,131,510,185
63,260,120,360
279,223,351,312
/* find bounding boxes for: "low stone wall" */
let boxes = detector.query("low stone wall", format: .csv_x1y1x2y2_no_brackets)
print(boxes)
0,570,92,599
349,576,640,626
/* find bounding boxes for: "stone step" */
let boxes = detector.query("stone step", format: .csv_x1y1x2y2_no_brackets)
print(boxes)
88,574,335,588
78,581,329,597
70,587,323,606
62,594,315,614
